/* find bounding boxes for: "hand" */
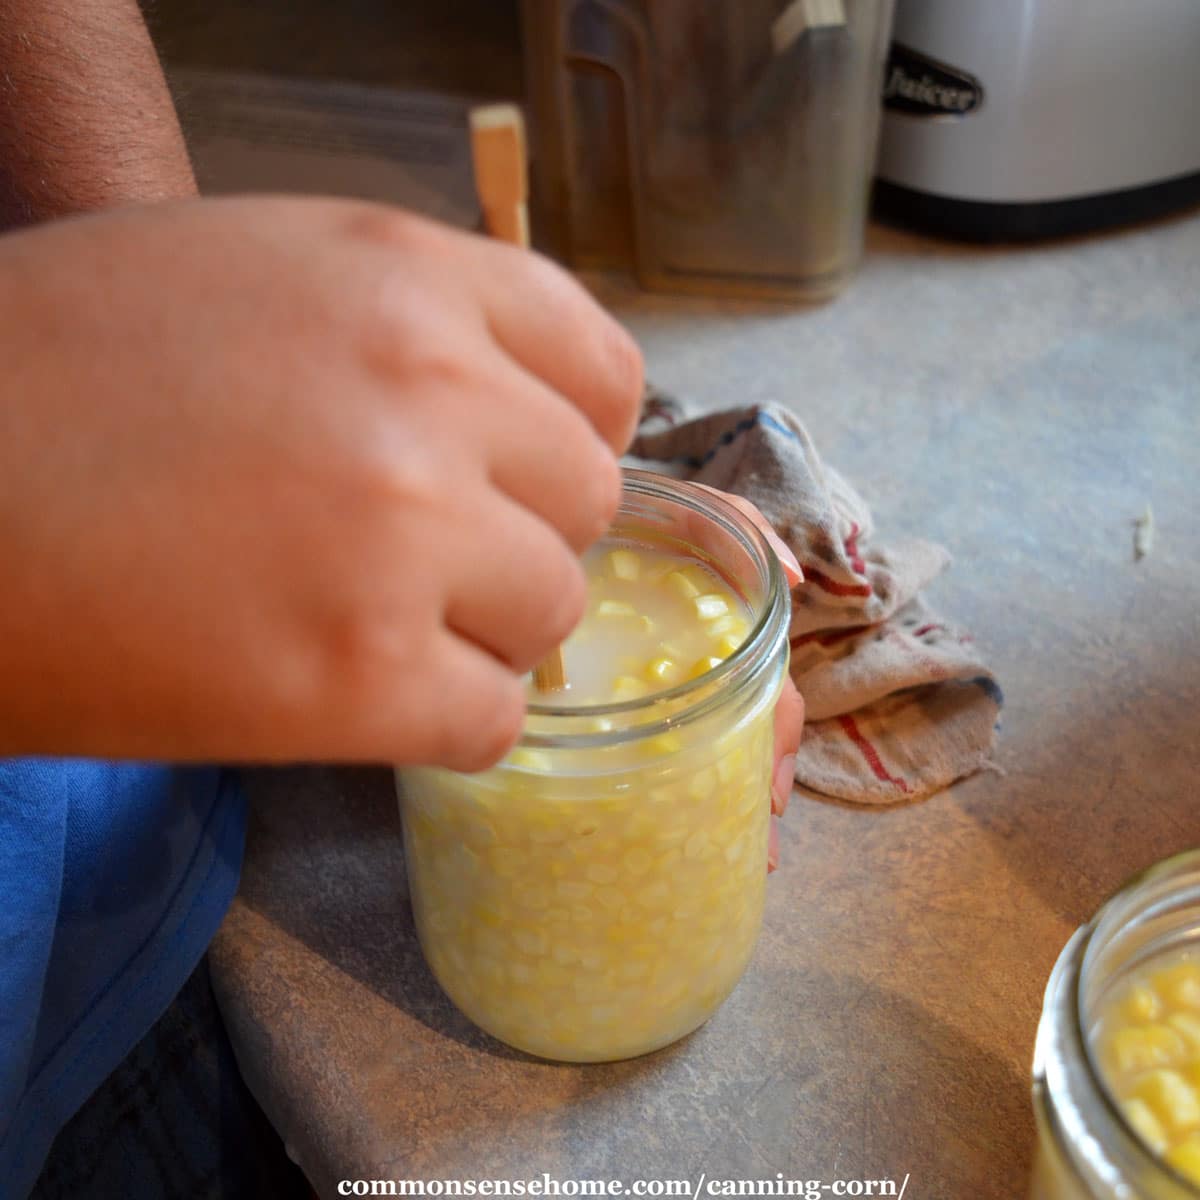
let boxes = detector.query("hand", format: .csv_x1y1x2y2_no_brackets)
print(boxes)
0,196,643,769
693,487,805,872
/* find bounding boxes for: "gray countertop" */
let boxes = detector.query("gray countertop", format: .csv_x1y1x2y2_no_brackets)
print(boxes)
209,211,1200,1200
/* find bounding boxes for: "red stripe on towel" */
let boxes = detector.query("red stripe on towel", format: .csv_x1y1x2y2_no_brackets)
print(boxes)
803,567,872,598
790,625,873,649
844,522,866,574
837,714,911,794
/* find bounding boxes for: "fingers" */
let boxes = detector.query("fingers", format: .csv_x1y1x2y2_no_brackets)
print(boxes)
468,349,623,553
768,680,804,872
393,630,528,772
771,677,805,816
474,241,644,455
442,488,588,675
348,206,643,455
691,484,803,587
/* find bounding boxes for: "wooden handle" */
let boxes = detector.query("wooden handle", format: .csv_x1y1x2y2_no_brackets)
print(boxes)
470,104,531,249
470,104,568,694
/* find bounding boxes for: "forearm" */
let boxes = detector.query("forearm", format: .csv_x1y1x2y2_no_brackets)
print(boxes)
0,0,195,230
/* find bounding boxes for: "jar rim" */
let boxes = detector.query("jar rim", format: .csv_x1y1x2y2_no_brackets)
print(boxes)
520,469,789,750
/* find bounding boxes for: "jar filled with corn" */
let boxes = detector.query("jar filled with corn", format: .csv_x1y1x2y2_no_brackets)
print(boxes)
396,470,791,1062
1033,850,1200,1198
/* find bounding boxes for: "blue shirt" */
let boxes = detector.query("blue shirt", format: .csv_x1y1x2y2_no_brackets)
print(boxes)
0,761,245,1199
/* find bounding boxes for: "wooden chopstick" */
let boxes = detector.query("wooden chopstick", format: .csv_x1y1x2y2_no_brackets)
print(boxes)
469,103,568,693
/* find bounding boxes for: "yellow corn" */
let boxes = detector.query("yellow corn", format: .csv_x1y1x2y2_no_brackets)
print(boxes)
1131,1070,1200,1137
695,594,731,621
608,549,641,581
1099,955,1200,1170
644,656,680,686
1119,984,1163,1025
665,570,701,599
1105,1024,1186,1074
1159,963,1200,1011
1167,1134,1200,1184
597,600,637,619
610,675,650,702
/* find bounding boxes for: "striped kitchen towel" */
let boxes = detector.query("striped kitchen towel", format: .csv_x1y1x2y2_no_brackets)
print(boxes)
626,393,1003,805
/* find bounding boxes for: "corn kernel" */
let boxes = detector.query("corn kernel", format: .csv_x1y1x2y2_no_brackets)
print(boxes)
644,656,680,686
1119,984,1164,1025
512,929,547,956
688,656,724,680
1169,1013,1200,1054
1106,1024,1187,1074
715,631,748,658
623,847,653,877
536,962,572,988
636,880,670,909
706,614,739,635
639,731,684,757
611,675,650,702
555,880,593,902
1167,1133,1200,1184
1131,1070,1200,1137
656,847,683,872
1122,1098,1169,1155
665,570,701,599
608,550,641,581
472,904,506,929
605,923,640,944
695,594,731,620
1159,963,1200,1011
622,810,657,840
597,600,637,619
507,748,552,772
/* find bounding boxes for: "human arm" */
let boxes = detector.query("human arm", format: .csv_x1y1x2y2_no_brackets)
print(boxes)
0,0,195,229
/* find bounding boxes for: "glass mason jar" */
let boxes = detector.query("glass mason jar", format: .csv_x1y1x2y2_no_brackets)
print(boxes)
1032,851,1200,1199
396,471,790,1062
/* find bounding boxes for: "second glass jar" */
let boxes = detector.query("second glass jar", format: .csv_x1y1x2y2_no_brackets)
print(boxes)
1032,850,1200,1199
